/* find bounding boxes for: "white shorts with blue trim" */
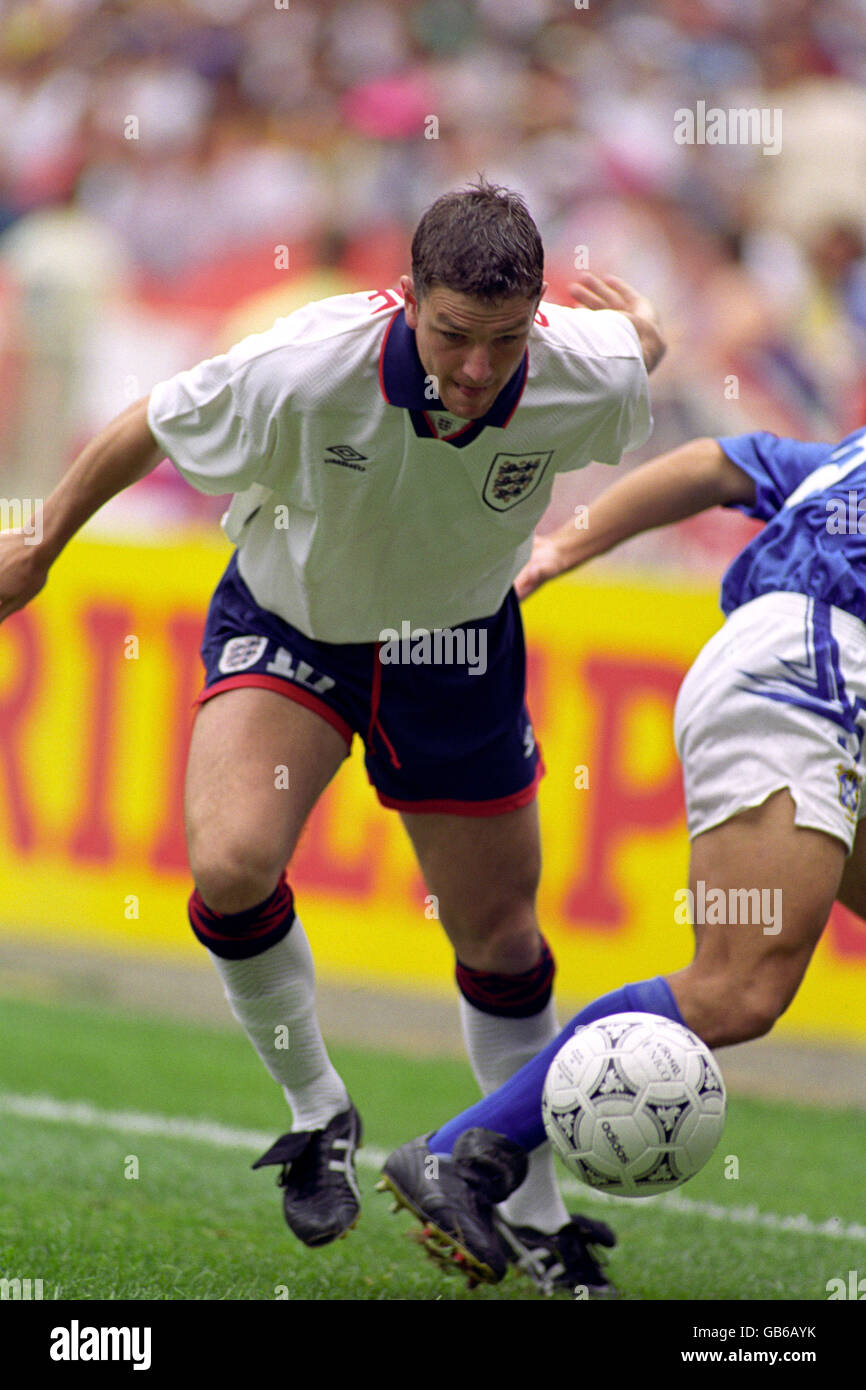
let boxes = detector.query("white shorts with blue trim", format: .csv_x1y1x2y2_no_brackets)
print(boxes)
673,592,866,851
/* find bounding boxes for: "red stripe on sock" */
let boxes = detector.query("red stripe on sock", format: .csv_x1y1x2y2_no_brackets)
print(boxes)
188,878,296,959
456,937,555,1018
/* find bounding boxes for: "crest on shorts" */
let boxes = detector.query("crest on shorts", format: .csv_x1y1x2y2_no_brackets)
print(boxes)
837,764,862,820
482,451,553,511
218,635,268,674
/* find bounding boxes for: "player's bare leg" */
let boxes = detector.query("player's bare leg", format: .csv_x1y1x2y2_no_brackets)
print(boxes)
185,685,348,1124
186,685,347,911
667,789,846,1047
185,687,363,1245
401,800,570,1237
835,816,866,918
400,800,542,970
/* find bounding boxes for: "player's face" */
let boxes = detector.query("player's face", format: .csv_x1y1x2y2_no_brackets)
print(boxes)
401,277,546,419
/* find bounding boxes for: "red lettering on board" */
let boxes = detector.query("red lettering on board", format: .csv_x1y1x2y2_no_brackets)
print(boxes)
827,903,866,960
0,611,41,851
292,785,381,898
150,612,207,874
563,654,685,928
69,603,135,861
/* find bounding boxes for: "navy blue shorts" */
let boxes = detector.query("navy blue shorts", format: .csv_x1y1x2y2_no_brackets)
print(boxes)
198,554,544,815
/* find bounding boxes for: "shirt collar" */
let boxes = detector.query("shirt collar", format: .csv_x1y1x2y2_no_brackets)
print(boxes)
378,307,528,429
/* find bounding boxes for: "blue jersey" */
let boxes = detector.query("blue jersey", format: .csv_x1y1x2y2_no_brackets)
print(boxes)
719,427,866,622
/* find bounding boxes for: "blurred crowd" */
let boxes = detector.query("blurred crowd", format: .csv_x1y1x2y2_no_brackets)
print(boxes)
2,0,866,563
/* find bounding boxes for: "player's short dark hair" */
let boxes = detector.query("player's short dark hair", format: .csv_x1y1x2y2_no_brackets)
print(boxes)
411,179,544,304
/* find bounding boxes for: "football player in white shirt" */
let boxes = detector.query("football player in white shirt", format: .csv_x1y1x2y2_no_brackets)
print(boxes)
0,180,664,1279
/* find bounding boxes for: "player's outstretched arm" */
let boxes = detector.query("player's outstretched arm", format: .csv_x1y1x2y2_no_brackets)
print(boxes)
515,436,755,600
568,271,666,374
0,395,164,625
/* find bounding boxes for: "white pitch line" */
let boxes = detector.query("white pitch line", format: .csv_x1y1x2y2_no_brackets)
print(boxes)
560,1182,866,1243
2,1090,865,1245
0,1092,279,1153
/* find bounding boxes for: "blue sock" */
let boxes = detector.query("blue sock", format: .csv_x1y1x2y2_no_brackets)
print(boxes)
430,977,685,1154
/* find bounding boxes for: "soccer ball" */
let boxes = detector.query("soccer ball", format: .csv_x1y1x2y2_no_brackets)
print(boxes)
542,1012,726,1197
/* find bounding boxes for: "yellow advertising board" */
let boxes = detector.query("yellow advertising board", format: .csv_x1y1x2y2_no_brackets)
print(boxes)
1,535,865,1041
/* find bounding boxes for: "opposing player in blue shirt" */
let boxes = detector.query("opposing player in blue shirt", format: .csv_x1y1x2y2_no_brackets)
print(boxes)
380,426,866,1293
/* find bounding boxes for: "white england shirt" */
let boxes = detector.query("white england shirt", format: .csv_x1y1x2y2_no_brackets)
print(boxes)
146,288,651,641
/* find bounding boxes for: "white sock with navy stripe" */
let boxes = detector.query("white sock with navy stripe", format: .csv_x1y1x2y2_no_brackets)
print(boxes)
210,918,349,1132
459,997,569,1234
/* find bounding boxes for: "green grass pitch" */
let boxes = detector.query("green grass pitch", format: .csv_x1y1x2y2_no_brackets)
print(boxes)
0,994,864,1301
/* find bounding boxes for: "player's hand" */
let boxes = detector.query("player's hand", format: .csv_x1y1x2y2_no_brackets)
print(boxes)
0,530,50,625
515,533,568,602
568,272,666,374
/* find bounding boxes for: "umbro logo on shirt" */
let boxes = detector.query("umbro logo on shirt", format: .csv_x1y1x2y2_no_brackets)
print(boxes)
324,445,368,471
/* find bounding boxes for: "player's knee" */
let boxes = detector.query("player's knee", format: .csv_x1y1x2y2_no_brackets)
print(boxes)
455,899,540,973
724,990,781,1044
191,841,287,915
689,974,783,1047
